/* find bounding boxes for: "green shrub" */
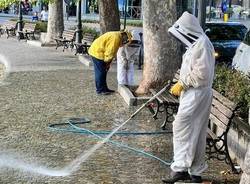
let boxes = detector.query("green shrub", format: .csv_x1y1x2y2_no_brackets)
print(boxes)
121,19,143,27
82,19,143,27
213,65,250,121
9,19,47,32
82,19,99,24
82,26,100,38
35,21,47,32
9,18,18,22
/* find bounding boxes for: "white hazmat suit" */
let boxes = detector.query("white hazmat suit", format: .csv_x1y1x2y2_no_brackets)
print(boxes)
117,31,141,86
168,12,215,176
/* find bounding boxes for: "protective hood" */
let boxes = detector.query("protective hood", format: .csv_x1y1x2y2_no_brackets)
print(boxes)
131,30,141,41
168,11,204,48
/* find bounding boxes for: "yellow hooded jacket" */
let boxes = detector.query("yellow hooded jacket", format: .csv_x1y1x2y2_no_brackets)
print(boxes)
88,31,122,62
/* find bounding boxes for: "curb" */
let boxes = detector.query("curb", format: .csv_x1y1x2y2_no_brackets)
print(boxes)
27,40,43,47
117,85,150,106
78,55,93,67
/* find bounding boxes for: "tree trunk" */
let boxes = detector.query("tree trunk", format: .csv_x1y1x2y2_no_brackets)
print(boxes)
43,0,64,45
135,0,181,95
99,0,120,34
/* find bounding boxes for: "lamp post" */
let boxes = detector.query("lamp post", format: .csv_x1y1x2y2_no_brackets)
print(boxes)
17,0,23,32
193,0,198,16
123,0,127,30
76,0,82,43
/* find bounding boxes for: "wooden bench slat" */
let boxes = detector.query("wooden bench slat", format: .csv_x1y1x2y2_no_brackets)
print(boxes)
212,89,236,110
212,98,234,118
209,113,228,130
210,106,230,126
207,128,217,139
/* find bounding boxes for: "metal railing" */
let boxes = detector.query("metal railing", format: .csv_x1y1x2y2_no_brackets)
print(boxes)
120,5,142,19
127,6,141,19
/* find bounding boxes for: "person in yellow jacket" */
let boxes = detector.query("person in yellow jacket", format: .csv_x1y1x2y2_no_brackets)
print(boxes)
88,30,132,95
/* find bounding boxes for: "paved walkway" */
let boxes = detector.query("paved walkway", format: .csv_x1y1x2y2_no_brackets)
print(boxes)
0,37,242,183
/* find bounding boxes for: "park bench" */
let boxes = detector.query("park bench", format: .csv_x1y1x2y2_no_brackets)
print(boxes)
73,33,95,55
2,21,17,38
54,30,76,52
17,22,36,41
148,70,240,173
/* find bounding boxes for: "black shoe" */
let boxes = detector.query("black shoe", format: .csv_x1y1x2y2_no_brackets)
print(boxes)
190,175,202,183
105,89,115,93
97,91,111,95
162,171,191,183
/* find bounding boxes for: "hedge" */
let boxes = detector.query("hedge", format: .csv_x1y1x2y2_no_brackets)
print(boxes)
213,65,250,122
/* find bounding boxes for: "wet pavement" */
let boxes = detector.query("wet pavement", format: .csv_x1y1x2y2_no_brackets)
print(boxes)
0,38,242,183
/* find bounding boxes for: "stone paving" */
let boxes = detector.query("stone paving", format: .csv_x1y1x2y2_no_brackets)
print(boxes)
0,37,242,183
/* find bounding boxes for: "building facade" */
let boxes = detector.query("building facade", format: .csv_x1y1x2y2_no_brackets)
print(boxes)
80,0,142,19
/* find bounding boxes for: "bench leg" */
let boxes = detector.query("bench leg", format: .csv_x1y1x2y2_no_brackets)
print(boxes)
146,99,160,120
25,33,28,41
83,46,89,55
70,41,74,51
206,132,238,173
55,40,59,50
160,106,169,130
74,45,79,55
74,45,85,55
63,42,69,52
161,105,178,130
6,29,9,39
32,33,35,40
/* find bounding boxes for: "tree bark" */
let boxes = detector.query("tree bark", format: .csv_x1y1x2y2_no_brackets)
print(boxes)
43,0,64,45
135,0,181,95
99,0,120,34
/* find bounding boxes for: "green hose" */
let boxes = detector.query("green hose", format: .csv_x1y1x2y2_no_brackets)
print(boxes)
48,118,173,166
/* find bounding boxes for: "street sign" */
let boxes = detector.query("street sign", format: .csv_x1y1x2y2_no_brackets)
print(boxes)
221,0,227,13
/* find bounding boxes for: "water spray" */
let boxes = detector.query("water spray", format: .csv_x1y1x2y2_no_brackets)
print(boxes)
0,81,172,177
61,81,172,175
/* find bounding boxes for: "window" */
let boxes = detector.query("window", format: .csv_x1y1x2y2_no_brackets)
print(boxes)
205,24,247,41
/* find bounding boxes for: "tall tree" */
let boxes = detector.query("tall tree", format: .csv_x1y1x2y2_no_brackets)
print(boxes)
99,0,120,33
135,0,181,95
43,0,64,45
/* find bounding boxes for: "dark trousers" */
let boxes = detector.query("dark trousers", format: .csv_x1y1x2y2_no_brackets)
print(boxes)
92,57,109,93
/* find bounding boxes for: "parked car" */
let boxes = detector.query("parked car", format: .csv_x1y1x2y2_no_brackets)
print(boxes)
232,29,250,76
205,22,248,65
242,10,250,19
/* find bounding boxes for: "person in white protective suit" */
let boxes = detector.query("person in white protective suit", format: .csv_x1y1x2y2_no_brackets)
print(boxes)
162,12,215,183
117,30,141,86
